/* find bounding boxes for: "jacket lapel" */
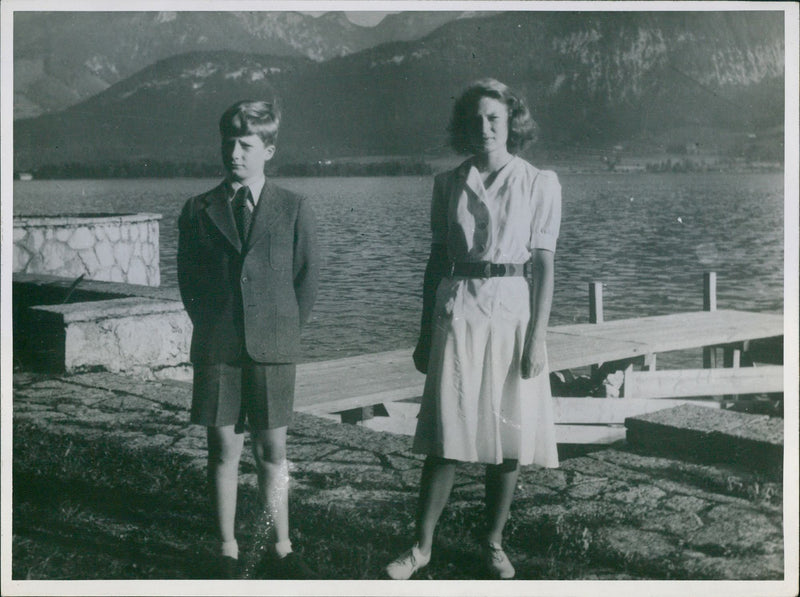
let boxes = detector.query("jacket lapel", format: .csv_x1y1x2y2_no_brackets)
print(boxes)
245,180,282,250
203,183,242,253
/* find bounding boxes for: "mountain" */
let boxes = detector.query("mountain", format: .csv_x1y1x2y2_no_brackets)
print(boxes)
13,10,479,119
14,11,784,171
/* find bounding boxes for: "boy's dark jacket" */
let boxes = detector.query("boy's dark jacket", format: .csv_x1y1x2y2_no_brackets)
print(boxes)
177,180,320,364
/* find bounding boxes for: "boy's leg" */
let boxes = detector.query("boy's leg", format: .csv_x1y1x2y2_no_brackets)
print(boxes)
207,425,245,555
251,425,290,551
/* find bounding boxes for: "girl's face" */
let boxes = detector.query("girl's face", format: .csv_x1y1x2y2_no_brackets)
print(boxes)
468,96,510,156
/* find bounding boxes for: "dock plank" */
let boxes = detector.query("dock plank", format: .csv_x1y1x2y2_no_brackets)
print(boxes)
552,396,719,424
623,365,784,399
294,309,784,413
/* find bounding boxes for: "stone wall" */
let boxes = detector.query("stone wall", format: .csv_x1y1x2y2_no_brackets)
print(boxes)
13,213,161,287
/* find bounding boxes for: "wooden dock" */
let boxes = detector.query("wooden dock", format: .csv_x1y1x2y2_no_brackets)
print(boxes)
295,308,784,416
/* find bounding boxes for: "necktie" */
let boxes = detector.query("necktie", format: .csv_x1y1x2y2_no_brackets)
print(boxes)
233,186,254,243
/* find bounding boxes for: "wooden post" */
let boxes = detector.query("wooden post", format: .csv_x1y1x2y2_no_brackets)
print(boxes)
723,345,741,368
589,282,604,324
722,344,743,407
703,272,717,369
589,282,604,378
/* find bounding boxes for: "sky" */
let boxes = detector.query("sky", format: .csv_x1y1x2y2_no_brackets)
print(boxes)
303,11,399,26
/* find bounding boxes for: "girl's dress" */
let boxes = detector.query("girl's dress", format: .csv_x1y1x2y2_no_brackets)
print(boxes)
413,156,561,468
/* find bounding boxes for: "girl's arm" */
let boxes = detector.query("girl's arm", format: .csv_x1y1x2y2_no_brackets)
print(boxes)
413,242,449,373
521,248,555,379
413,174,450,374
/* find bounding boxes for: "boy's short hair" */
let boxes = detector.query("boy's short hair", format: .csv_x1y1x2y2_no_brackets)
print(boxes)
447,78,538,155
219,99,282,145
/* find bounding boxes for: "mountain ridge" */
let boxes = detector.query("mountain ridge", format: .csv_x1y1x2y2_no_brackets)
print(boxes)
13,10,483,119
13,11,784,170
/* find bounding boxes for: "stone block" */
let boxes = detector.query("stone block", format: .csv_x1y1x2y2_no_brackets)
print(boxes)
79,248,101,273
663,494,709,513
640,511,705,535
731,416,783,444
29,228,45,252
566,476,607,499
127,258,149,285
67,227,94,250
40,240,69,271
114,242,132,272
26,297,192,378
597,526,678,561
625,404,783,477
95,240,115,268
688,505,781,553
13,246,32,271
607,485,667,508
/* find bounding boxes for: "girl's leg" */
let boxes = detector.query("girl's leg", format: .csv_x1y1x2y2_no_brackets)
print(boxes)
251,425,290,550
484,459,520,544
207,425,245,549
415,456,458,554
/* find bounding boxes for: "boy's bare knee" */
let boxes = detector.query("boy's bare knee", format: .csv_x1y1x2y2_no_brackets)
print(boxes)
207,426,244,465
253,441,286,467
252,426,288,467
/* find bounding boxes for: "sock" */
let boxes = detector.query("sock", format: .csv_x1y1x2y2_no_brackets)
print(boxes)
220,540,238,560
274,539,293,559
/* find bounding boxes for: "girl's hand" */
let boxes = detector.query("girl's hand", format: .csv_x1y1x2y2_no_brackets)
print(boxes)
521,331,546,379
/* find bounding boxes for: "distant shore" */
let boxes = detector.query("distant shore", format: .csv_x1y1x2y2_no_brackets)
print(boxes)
13,155,783,181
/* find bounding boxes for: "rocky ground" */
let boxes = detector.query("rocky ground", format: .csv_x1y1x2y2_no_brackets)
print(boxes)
10,371,787,582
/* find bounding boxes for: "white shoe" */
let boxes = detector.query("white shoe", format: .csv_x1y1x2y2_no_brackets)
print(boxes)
484,542,515,579
385,543,431,580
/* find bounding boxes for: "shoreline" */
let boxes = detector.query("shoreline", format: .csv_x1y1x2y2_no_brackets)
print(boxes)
13,157,785,181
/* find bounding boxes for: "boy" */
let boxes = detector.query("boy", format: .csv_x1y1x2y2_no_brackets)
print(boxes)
177,98,320,579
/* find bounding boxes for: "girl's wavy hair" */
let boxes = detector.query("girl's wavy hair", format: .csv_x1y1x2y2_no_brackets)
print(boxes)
219,99,282,145
447,78,538,155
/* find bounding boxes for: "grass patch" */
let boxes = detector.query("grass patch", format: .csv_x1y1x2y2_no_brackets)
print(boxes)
14,417,779,581
13,418,631,580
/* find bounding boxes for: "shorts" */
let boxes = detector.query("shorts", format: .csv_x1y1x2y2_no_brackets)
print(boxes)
190,357,296,431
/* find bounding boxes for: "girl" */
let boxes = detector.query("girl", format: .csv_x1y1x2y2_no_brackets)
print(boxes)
386,79,561,580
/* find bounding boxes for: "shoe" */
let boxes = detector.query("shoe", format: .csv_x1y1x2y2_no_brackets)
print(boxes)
483,542,515,579
213,555,241,579
260,551,319,580
385,543,431,580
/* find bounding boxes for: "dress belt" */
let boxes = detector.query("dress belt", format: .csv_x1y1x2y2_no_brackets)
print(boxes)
449,261,532,278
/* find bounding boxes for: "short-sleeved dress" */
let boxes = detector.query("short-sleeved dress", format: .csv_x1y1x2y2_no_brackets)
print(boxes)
413,156,561,468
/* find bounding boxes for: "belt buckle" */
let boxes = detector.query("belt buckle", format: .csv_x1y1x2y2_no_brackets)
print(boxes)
448,262,456,277
482,262,492,278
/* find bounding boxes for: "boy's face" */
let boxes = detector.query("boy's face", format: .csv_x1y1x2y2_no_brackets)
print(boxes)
221,134,275,182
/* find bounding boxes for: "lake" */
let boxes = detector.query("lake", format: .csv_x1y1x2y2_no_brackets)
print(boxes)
13,172,784,364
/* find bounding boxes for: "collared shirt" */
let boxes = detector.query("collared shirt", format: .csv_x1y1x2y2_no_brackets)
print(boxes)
431,156,561,261
227,176,265,208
